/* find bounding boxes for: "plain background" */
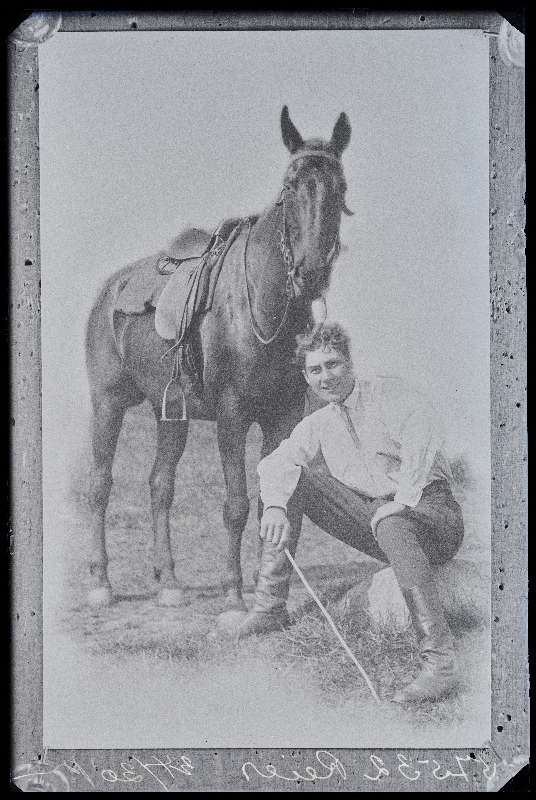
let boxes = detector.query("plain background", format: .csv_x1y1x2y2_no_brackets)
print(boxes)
39,29,490,472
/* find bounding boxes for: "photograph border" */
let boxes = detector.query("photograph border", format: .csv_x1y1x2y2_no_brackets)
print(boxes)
10,9,527,792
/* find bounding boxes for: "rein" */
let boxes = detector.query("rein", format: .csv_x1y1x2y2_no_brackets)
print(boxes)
243,216,294,346
244,152,342,345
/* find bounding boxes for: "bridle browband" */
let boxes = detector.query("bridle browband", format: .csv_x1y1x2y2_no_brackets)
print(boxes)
286,148,343,167
244,148,345,345
285,148,355,217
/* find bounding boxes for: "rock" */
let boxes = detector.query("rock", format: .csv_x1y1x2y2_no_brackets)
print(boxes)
365,560,489,632
291,562,380,620
366,566,410,630
336,559,489,634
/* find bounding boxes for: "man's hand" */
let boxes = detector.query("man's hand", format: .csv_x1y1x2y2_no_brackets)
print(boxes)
260,506,291,552
370,501,407,538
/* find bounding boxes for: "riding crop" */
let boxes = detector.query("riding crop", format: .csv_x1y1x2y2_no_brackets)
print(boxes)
284,548,381,705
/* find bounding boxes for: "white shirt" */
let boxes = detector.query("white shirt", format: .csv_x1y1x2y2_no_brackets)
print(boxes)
257,376,453,510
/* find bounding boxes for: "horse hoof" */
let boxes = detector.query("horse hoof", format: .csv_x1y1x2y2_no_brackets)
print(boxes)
88,586,114,607
157,587,187,606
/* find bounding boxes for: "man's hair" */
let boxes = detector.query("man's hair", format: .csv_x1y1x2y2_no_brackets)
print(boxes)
295,323,352,368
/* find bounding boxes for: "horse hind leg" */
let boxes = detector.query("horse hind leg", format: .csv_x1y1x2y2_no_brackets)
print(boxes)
87,387,137,606
149,413,189,606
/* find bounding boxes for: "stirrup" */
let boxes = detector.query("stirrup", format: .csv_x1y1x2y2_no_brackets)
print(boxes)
161,378,187,422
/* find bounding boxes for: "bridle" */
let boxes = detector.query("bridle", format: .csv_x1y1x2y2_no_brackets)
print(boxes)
245,148,347,345
274,185,341,300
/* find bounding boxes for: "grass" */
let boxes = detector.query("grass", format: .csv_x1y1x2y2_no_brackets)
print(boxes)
254,610,467,726
63,584,484,730
58,399,490,734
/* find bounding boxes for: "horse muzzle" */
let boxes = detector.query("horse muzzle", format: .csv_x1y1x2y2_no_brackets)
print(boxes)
295,254,335,296
295,272,330,301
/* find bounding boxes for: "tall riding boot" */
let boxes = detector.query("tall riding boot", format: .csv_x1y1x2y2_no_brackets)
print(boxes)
393,580,458,703
237,538,294,638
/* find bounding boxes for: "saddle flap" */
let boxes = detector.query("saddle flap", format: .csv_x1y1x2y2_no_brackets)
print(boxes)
155,218,246,342
154,256,205,341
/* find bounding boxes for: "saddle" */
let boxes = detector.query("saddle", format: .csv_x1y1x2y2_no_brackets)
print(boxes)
113,217,246,401
114,218,243,324
154,217,244,341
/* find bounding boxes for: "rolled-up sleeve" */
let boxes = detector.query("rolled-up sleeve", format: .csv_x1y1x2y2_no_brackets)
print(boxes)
377,379,446,508
393,410,445,507
257,415,321,511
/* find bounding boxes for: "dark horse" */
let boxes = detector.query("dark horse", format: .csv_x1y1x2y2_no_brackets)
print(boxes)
85,107,352,609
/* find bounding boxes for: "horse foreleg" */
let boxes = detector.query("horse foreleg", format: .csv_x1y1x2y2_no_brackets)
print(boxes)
150,416,189,606
87,394,127,606
217,404,250,612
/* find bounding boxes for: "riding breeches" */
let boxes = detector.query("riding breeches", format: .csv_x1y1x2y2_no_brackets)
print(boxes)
286,470,465,589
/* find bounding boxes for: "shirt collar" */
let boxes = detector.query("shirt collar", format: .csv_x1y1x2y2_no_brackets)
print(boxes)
332,380,361,411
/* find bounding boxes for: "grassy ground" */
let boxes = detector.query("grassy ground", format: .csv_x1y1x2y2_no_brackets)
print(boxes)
53,400,491,745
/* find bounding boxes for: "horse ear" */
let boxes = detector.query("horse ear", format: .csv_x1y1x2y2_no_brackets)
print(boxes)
281,106,304,154
330,112,351,156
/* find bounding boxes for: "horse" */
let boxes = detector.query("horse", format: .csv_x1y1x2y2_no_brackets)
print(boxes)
85,106,352,610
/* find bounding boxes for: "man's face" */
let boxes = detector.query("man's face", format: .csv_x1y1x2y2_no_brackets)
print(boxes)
302,346,355,404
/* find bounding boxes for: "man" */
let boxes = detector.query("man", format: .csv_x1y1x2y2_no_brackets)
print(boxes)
238,322,465,703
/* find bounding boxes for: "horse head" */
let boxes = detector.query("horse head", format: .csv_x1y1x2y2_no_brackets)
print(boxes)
279,106,352,299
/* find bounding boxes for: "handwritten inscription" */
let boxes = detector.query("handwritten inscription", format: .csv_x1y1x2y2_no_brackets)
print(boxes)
242,750,346,783
13,755,194,793
243,751,497,785
101,755,194,791
363,752,497,783
13,750,497,790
